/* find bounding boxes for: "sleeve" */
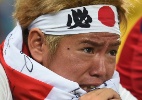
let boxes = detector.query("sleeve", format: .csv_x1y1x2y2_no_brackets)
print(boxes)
0,64,13,100
119,84,137,100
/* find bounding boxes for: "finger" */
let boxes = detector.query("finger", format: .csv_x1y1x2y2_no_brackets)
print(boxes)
79,88,121,100
90,88,120,98
89,88,121,100
96,88,120,99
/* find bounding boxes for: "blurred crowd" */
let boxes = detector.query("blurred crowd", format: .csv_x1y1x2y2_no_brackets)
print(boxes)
0,0,14,43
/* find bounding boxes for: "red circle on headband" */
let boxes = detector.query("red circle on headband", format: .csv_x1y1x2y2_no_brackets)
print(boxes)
98,6,115,27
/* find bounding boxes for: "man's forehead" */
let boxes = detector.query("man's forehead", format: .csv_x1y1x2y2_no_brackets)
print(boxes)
76,32,120,38
78,38,121,47
71,33,120,44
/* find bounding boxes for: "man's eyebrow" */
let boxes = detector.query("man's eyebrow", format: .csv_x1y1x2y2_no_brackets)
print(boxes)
79,39,121,46
109,40,121,46
79,40,105,46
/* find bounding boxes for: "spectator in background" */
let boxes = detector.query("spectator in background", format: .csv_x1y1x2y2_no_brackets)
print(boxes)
0,0,14,43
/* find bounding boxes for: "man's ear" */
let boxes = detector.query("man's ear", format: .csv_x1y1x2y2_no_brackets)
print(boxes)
28,28,45,63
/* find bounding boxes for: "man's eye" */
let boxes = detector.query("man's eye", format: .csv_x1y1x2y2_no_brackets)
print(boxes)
83,48,94,54
109,50,117,56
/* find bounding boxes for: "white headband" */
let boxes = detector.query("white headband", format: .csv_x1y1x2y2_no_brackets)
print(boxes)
28,5,120,35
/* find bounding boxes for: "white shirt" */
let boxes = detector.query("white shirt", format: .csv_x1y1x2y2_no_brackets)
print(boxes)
119,84,137,100
0,63,13,100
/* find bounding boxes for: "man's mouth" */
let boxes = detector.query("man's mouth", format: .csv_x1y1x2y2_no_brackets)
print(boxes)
80,85,97,92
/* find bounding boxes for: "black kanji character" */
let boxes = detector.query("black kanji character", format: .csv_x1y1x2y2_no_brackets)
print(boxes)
67,7,92,29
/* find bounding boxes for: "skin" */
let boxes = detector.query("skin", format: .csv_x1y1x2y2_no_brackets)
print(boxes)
28,28,121,99
79,88,121,100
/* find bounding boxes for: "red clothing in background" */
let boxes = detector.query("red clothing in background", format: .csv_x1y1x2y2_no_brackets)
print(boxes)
117,17,142,100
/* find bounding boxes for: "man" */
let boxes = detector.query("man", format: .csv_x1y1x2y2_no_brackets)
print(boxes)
0,0,136,99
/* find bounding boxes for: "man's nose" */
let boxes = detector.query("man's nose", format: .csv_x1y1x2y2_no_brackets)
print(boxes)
89,56,106,77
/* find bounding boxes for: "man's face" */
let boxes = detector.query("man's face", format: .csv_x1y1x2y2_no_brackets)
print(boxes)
42,32,120,92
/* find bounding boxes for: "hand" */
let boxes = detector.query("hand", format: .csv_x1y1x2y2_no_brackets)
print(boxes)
79,88,121,100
